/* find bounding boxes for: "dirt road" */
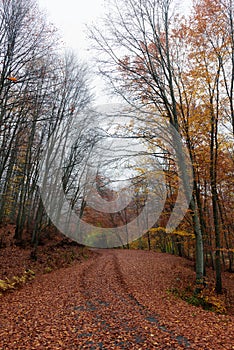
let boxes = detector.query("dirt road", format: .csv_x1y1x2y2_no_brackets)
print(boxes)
0,249,233,349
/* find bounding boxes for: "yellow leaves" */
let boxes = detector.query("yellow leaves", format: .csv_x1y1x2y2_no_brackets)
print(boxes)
0,279,9,291
173,230,195,238
148,227,194,238
134,167,146,174
217,248,234,253
0,270,35,296
203,295,226,314
149,227,166,234
199,288,227,314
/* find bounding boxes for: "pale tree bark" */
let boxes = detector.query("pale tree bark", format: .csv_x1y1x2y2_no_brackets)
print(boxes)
89,0,205,287
0,0,93,249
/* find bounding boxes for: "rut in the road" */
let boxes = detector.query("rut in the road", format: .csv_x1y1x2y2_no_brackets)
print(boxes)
1,249,233,350
77,250,190,349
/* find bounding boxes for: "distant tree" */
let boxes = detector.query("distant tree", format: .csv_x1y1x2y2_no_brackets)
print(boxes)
0,0,93,250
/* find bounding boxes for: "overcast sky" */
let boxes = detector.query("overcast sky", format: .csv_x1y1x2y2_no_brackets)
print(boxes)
37,0,191,51
38,0,109,104
37,0,192,104
38,0,105,55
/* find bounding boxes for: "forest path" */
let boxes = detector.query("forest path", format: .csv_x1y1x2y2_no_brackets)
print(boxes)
0,249,233,349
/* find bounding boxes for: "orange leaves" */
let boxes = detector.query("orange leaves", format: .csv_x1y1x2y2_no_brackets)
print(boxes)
7,76,18,83
118,55,130,67
188,0,230,54
0,246,234,348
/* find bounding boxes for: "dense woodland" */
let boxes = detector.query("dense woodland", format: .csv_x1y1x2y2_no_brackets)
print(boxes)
0,0,234,297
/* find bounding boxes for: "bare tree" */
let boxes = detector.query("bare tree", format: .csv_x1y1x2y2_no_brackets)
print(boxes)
0,0,94,250
89,0,205,288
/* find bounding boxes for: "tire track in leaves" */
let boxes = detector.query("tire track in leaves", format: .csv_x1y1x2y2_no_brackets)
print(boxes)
112,253,190,348
76,250,190,349
0,250,233,349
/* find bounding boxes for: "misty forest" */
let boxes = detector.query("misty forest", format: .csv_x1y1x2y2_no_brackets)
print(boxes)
0,0,234,349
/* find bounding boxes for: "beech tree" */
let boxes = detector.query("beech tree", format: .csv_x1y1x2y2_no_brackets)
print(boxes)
27,51,93,248
90,0,205,288
0,0,93,247
174,0,234,293
0,0,56,228
89,0,234,292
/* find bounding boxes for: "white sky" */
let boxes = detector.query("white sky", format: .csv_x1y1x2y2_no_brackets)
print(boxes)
37,0,191,52
38,0,109,104
37,0,192,104
38,0,105,55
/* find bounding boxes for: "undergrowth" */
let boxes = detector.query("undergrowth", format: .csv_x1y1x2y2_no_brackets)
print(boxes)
169,284,227,314
0,269,35,296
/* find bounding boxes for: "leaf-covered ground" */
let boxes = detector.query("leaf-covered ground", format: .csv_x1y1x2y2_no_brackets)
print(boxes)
0,247,234,349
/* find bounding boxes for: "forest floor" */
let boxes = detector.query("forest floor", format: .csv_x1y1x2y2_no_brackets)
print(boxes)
0,228,234,349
